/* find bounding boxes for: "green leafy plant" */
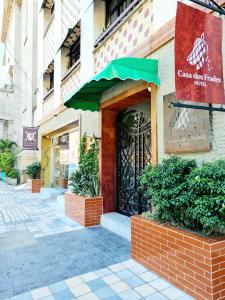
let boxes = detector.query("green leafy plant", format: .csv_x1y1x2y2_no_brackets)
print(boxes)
0,139,17,153
140,156,196,226
0,151,17,175
186,160,225,235
8,168,19,179
26,161,41,179
140,156,225,235
70,133,99,197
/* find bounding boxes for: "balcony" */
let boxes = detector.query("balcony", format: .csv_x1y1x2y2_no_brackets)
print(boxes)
94,0,152,73
43,88,54,117
61,61,81,103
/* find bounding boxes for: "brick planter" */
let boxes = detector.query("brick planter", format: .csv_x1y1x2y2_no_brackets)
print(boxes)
27,178,42,193
131,216,225,300
65,192,103,227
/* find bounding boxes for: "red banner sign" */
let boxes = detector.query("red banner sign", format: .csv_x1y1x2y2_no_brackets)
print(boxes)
175,2,225,104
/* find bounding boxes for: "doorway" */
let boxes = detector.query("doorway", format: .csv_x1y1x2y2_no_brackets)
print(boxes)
116,101,151,216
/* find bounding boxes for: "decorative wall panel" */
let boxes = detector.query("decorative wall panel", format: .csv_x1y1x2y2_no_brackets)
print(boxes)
163,92,210,153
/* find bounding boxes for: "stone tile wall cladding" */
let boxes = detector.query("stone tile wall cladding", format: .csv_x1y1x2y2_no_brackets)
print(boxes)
131,216,225,300
65,192,103,227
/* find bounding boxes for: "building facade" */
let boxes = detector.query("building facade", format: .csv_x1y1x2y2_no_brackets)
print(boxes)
1,0,38,182
62,0,225,216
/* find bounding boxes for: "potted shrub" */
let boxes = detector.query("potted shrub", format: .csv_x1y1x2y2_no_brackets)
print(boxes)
26,161,42,193
0,139,18,182
8,168,19,186
1,151,16,184
65,134,103,227
131,156,225,300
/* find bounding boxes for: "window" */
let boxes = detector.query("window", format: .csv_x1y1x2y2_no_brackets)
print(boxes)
49,71,54,90
106,0,133,27
68,37,80,68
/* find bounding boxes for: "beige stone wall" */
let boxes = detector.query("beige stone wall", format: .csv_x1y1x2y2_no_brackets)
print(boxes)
150,39,225,164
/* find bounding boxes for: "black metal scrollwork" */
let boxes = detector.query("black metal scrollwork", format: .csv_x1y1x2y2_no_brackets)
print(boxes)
117,110,151,216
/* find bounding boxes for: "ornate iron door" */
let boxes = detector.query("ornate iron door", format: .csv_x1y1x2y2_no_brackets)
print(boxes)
116,110,151,216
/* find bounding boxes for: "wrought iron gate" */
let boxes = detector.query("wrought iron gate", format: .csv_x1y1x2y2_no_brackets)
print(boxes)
116,110,151,216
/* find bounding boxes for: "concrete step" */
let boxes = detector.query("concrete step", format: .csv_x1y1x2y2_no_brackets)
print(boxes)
101,212,131,241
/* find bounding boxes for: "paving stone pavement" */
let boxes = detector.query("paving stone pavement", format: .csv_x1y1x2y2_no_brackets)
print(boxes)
0,182,193,300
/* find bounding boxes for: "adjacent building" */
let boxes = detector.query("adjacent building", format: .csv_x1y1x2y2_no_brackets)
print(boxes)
36,0,100,189
1,0,38,182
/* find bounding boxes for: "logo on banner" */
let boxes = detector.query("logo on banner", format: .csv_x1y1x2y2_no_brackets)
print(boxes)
175,2,225,104
187,33,211,71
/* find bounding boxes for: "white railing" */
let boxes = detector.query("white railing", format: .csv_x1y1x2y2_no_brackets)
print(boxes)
61,62,81,103
43,89,54,117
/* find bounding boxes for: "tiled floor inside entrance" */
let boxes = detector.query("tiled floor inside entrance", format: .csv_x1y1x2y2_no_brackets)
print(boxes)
0,182,193,300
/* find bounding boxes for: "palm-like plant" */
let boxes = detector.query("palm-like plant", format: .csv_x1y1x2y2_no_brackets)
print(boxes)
0,139,17,153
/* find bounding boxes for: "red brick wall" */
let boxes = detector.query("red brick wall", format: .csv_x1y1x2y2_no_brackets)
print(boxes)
65,192,103,227
131,216,225,300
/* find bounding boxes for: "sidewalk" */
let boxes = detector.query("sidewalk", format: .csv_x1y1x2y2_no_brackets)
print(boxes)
0,182,193,300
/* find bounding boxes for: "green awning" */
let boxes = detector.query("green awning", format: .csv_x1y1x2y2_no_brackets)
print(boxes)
64,57,160,112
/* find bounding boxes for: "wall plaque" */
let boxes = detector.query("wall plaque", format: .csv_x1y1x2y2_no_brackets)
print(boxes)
164,93,210,153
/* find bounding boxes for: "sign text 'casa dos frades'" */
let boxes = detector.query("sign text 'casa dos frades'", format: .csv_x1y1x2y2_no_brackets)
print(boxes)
175,2,225,104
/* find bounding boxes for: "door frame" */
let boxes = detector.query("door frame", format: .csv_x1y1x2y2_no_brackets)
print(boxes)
100,82,157,213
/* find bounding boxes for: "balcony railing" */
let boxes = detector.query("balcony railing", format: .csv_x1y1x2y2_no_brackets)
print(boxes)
43,88,54,117
94,0,142,47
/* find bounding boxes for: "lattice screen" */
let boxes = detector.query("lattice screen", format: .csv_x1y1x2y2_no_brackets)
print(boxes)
43,92,55,117
61,0,80,42
61,65,81,102
94,1,153,73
